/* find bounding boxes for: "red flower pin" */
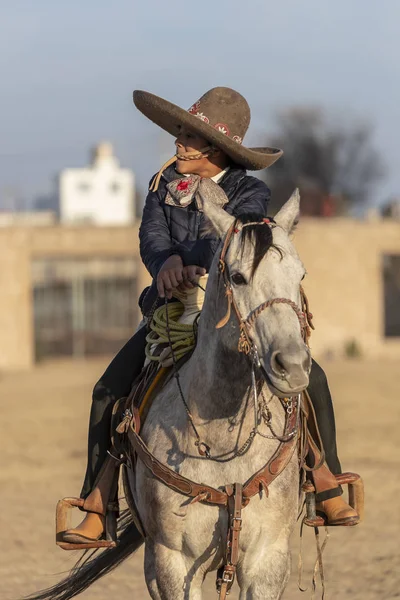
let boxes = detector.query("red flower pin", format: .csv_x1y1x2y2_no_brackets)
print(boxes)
177,179,191,191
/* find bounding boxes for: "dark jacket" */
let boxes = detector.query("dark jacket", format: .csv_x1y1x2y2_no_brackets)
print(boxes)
139,164,270,314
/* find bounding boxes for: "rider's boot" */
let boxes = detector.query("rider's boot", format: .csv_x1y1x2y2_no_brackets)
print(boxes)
63,456,118,544
64,512,105,542
308,437,359,526
313,462,360,526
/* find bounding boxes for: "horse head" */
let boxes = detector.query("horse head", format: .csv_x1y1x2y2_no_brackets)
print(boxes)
199,185,311,398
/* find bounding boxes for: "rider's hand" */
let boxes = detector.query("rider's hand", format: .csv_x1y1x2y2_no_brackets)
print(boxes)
157,255,184,299
177,265,207,291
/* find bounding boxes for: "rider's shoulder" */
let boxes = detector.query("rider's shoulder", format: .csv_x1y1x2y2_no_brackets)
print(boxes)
236,173,271,197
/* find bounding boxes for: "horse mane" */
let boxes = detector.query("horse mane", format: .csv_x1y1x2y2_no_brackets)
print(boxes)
237,213,282,277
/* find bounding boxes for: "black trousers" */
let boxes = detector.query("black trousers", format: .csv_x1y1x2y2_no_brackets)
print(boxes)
306,360,341,475
80,330,341,498
80,325,148,498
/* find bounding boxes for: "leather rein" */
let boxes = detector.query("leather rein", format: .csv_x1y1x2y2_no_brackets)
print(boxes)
125,218,314,599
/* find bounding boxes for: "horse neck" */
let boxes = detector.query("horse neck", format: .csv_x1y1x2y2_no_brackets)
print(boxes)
186,277,252,421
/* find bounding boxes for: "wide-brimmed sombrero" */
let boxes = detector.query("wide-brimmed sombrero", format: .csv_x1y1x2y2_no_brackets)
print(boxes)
133,87,282,171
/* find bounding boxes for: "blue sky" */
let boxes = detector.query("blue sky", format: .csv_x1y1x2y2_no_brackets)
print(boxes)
0,0,399,209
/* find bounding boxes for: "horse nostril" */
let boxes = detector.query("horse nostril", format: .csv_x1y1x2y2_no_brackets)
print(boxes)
275,354,285,371
271,351,287,379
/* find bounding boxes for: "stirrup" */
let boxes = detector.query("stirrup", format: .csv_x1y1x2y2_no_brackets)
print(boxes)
302,472,364,527
56,497,118,550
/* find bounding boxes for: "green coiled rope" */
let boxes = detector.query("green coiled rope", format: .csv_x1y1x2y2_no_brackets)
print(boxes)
145,302,196,363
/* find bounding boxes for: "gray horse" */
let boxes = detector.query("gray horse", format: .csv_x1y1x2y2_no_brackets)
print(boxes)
28,190,311,600
128,189,310,599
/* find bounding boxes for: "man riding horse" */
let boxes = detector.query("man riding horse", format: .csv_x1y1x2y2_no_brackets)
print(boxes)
62,86,359,546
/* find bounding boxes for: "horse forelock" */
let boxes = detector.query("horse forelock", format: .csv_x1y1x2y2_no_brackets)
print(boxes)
237,213,283,277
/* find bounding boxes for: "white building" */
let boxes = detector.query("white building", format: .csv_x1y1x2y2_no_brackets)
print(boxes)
59,142,135,225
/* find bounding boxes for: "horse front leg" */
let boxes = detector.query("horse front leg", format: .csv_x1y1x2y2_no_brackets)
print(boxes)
144,541,204,600
236,542,291,600
144,541,162,600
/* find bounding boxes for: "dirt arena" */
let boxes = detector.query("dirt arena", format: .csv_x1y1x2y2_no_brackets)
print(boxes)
0,357,399,599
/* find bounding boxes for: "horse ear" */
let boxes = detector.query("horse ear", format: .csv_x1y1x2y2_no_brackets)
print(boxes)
197,181,235,237
274,188,300,234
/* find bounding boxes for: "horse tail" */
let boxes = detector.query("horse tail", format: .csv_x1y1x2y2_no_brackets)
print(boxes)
25,511,143,600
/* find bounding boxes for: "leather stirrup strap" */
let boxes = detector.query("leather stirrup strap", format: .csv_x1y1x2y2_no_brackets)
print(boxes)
302,390,325,472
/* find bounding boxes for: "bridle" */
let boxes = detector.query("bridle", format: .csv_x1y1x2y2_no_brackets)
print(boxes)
215,218,314,358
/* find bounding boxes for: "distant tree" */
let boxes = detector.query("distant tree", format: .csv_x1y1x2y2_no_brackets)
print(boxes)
34,193,59,214
264,107,385,216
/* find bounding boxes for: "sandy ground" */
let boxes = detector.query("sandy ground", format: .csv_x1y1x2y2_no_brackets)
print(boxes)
0,357,399,600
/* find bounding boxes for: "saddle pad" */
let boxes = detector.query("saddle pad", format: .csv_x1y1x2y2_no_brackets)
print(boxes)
135,350,194,419
138,366,171,421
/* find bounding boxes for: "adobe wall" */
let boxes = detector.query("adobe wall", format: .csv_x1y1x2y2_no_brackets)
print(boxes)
0,218,399,371
294,218,400,359
0,226,151,371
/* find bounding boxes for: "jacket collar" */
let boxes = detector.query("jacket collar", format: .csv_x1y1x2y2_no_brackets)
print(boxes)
218,164,246,191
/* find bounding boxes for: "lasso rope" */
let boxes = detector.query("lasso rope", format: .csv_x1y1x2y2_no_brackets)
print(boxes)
145,302,196,363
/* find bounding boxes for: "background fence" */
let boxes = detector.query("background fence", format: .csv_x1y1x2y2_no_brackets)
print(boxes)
32,257,138,359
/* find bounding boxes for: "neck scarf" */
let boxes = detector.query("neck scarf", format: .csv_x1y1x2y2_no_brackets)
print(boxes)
165,172,229,211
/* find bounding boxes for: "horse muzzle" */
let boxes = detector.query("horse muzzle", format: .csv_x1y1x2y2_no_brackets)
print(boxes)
262,345,311,397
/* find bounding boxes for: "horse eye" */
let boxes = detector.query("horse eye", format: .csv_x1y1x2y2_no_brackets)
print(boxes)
231,272,247,286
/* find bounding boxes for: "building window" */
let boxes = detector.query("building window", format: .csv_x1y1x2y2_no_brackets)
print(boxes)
383,254,400,337
110,181,121,194
77,182,91,193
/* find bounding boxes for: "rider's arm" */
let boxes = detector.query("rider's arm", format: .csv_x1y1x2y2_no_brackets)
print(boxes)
174,179,271,271
139,188,176,279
